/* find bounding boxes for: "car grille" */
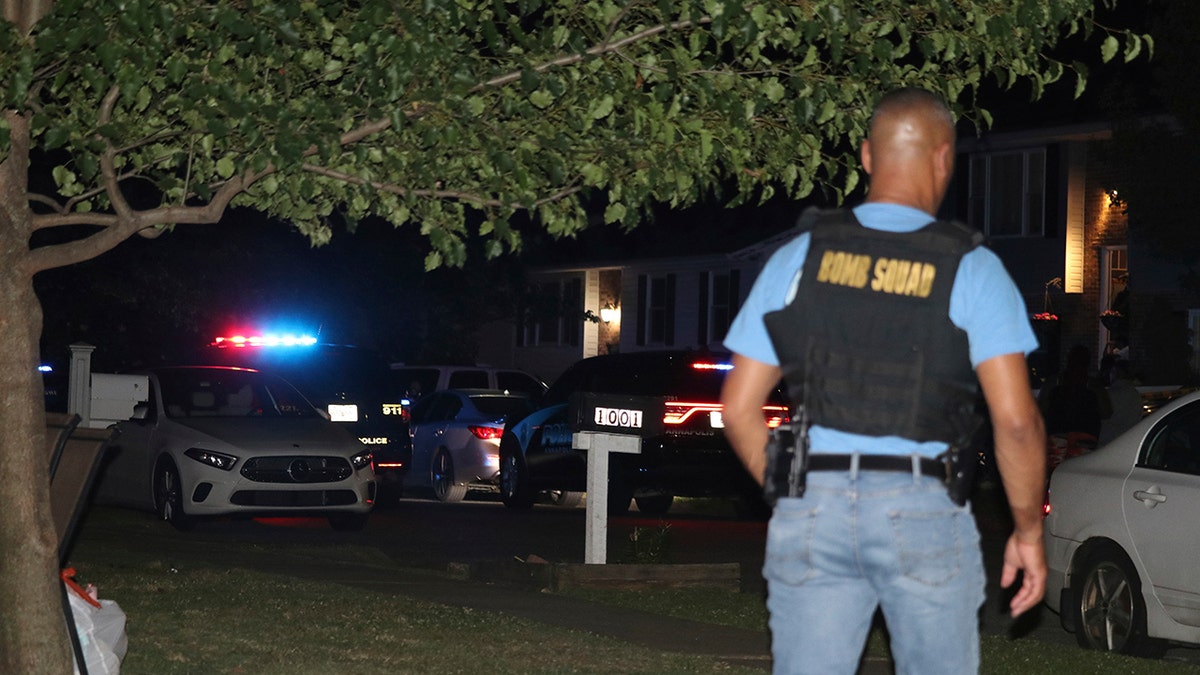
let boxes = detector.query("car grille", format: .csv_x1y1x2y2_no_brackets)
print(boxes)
229,489,359,506
240,456,353,483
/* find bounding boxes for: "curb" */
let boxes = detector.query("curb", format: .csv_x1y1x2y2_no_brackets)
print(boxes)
451,559,742,592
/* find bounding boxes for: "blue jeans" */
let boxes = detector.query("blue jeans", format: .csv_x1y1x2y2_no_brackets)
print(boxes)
763,463,985,675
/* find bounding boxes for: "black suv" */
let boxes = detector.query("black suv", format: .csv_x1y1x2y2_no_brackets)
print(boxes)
197,338,410,498
498,350,790,516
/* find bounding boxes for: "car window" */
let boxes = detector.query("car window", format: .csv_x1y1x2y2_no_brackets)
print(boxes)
447,370,490,389
1142,402,1200,475
471,395,535,420
429,394,464,423
541,353,788,407
408,393,438,425
496,371,545,396
544,361,590,405
394,368,441,400
202,345,396,402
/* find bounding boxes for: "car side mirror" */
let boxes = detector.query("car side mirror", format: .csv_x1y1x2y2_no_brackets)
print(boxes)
131,402,150,422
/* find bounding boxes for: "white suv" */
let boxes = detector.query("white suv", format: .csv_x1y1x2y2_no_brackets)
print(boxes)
390,364,547,402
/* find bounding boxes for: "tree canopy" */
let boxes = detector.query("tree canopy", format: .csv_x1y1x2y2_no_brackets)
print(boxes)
6,0,1149,272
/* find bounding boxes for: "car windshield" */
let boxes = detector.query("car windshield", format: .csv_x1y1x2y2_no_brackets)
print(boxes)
545,352,788,405
202,345,396,403
470,395,535,420
157,369,316,419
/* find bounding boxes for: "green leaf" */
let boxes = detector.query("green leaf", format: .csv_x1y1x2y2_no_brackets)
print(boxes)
604,202,627,224
1123,34,1141,63
216,156,236,179
589,95,615,120
1100,35,1119,63
529,89,554,109
43,127,70,150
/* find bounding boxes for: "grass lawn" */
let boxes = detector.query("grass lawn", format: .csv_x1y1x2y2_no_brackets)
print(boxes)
65,506,1200,674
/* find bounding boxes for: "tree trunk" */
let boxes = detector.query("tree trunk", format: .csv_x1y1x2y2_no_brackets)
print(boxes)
0,111,73,671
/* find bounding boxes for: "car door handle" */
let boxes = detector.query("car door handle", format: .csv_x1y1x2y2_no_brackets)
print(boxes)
1133,486,1167,507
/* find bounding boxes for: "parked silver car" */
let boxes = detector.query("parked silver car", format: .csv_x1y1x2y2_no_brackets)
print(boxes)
404,389,537,502
1044,390,1200,655
93,366,376,531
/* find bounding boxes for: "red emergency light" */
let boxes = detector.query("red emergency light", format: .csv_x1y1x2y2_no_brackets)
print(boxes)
212,334,318,348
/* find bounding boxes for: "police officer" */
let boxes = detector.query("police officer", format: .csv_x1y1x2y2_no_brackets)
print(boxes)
720,88,1047,674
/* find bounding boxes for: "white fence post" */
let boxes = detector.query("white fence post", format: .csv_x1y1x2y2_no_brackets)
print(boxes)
67,343,96,425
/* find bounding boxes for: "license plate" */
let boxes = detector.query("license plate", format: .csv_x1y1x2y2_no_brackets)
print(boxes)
593,407,644,429
328,404,358,422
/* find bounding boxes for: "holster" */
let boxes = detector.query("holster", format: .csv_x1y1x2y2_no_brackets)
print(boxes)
940,402,986,506
939,443,978,507
762,418,809,508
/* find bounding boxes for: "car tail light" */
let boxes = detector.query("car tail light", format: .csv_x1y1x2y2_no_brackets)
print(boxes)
662,402,791,429
469,425,504,440
762,405,790,428
663,402,721,425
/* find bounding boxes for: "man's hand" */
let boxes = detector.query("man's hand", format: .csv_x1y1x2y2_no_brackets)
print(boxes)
1001,532,1047,617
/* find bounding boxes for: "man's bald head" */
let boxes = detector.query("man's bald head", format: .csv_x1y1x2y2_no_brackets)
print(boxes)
860,88,957,214
867,88,956,157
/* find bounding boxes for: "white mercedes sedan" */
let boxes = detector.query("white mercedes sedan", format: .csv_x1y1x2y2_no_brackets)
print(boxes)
93,366,375,531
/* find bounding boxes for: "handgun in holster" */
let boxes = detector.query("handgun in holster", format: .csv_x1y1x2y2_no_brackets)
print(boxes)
763,407,810,507
939,401,986,507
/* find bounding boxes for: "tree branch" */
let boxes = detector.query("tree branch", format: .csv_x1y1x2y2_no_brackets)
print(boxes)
97,85,135,220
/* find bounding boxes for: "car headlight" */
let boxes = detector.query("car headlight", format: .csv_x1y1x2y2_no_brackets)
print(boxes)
351,449,373,470
184,447,238,471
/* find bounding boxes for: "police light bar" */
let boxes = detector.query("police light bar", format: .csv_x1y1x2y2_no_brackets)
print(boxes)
692,361,733,371
212,334,318,348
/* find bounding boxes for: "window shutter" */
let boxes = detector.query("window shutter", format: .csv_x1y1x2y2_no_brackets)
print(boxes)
636,274,647,346
1044,144,1061,239
665,273,676,346
565,278,582,347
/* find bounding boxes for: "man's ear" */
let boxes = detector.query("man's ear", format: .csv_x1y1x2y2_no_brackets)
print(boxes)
860,140,873,175
933,141,954,183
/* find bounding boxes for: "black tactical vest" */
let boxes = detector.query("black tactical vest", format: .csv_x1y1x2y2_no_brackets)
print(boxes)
764,209,983,444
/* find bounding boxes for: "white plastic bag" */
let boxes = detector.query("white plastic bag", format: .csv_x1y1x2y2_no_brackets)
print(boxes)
63,570,128,675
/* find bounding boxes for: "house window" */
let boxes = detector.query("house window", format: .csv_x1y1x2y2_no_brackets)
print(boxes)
522,278,582,347
636,273,676,346
969,148,1046,237
698,270,740,346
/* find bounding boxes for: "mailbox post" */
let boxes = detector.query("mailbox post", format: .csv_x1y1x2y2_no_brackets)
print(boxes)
568,393,664,564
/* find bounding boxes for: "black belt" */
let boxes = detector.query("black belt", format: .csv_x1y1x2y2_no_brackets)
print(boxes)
808,453,945,480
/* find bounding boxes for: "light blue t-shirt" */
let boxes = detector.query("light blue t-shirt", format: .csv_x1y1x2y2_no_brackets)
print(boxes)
723,202,1038,457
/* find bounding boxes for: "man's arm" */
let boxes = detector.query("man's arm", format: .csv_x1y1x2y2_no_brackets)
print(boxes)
720,354,784,486
976,352,1047,617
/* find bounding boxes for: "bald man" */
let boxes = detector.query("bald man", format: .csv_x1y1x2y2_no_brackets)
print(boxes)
720,88,1046,674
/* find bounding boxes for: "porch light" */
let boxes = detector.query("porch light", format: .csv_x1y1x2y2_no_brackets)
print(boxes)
599,303,620,324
